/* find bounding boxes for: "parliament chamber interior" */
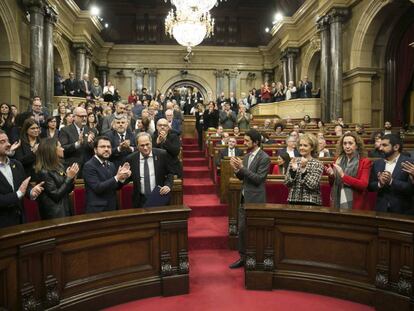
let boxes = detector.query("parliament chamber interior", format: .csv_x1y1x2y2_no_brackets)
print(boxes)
1,0,414,310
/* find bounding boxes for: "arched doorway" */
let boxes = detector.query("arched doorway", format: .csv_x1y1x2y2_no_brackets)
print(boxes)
308,51,321,93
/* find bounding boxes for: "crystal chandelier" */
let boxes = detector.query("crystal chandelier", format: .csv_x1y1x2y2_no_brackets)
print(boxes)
165,7,214,52
165,0,226,13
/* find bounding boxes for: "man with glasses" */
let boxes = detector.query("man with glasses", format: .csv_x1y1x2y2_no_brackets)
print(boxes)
59,107,95,174
30,96,48,129
101,101,126,134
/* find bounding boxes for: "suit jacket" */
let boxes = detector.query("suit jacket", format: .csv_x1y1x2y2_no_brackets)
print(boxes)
83,156,123,213
64,78,79,96
14,141,37,177
170,119,182,135
203,110,219,130
235,149,270,203
105,130,136,168
368,155,413,214
125,148,174,208
219,110,236,129
58,124,93,170
216,147,243,167
152,131,182,178
301,81,313,98
78,79,92,97
0,159,26,228
277,148,300,158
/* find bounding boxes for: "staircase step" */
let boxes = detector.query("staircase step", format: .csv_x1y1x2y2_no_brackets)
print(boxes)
188,216,228,250
183,167,210,178
182,138,198,145
183,158,207,167
182,144,200,151
184,178,215,194
183,150,204,158
184,194,228,217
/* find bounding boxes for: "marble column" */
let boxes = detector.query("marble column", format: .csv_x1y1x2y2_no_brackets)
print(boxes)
133,69,145,93
329,8,349,121
43,5,57,114
262,69,273,84
214,70,226,97
98,66,109,87
286,48,299,84
84,49,92,77
73,43,86,81
228,70,239,95
24,0,45,99
317,15,331,122
280,55,288,87
148,68,158,96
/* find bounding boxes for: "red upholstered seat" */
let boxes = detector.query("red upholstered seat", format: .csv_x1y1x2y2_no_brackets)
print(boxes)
119,183,134,209
72,186,86,215
367,191,377,210
263,149,273,156
320,183,332,207
266,181,289,204
23,198,40,222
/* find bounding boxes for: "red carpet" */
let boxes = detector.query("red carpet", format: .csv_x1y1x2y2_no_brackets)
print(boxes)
104,138,374,311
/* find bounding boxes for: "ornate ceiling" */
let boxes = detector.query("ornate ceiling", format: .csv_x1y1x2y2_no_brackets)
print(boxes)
73,0,305,46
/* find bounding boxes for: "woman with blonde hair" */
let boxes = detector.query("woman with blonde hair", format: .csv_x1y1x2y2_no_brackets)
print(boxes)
285,133,324,205
326,132,372,210
91,77,103,100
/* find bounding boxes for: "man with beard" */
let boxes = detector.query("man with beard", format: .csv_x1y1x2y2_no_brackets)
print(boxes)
368,134,413,214
229,129,270,268
83,136,131,213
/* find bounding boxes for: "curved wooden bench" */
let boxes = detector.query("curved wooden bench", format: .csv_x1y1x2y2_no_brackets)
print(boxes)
0,205,190,310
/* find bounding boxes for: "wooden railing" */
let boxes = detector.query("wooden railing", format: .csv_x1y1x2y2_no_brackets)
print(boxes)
243,204,414,311
0,205,191,310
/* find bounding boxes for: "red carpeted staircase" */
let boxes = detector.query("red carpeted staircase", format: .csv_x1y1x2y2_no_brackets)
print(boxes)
104,138,374,311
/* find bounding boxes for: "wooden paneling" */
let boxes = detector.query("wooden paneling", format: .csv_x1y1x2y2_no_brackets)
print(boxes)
0,206,190,310
243,204,414,311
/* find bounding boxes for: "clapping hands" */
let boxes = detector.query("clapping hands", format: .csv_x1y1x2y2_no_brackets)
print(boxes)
116,162,131,182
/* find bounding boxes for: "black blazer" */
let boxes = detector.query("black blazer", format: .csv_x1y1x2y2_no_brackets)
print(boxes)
368,155,413,214
125,148,174,208
64,78,79,96
83,156,123,213
0,159,26,228
59,124,93,170
35,169,74,220
152,130,182,178
105,130,136,168
277,148,300,158
78,79,92,97
14,141,37,177
216,147,243,167
203,110,219,130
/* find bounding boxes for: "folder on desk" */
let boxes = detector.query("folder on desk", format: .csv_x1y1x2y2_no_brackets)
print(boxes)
144,186,171,208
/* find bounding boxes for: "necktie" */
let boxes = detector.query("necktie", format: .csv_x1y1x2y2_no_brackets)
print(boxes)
120,134,125,142
247,153,254,169
144,156,151,196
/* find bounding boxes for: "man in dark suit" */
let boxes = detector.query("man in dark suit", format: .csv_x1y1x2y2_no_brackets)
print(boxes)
125,132,173,208
227,92,238,113
78,74,92,98
105,114,136,168
215,136,243,170
229,129,270,268
83,136,131,213
219,102,237,129
59,107,95,172
301,76,313,98
0,130,44,228
64,72,78,96
368,134,413,214
165,109,182,135
277,135,300,159
30,96,49,129
152,118,182,178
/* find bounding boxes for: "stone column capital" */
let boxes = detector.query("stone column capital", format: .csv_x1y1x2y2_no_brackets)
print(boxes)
214,69,226,78
133,68,146,77
85,48,93,58
98,66,109,73
285,48,299,59
228,70,239,79
328,7,349,23
316,15,331,31
44,4,58,24
73,43,87,53
262,69,273,75
148,68,158,77
23,0,46,13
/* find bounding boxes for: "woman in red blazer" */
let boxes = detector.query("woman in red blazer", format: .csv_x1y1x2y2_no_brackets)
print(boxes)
326,132,372,210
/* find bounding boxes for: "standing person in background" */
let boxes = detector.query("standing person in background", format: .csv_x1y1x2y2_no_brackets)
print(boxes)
41,116,59,139
103,81,115,102
91,77,103,101
285,133,324,205
78,74,92,98
203,101,219,130
219,102,236,129
236,104,251,130
326,132,372,210
260,82,272,103
302,76,313,98
195,103,205,150
14,119,40,177
229,129,270,269
34,138,78,219
64,72,78,96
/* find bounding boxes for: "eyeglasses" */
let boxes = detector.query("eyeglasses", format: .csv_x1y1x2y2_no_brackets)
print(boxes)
76,115,87,118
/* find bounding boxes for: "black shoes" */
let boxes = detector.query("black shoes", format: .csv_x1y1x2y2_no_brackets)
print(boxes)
229,258,244,269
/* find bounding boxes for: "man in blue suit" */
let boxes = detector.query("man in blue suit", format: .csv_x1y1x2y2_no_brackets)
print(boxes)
83,136,131,213
368,134,413,214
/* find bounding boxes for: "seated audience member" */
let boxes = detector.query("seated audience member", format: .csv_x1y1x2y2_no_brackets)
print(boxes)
368,134,413,214
285,81,297,100
203,101,219,130
236,104,251,130
336,117,346,128
233,126,241,137
78,74,92,98
35,138,79,219
272,153,291,175
211,125,224,138
284,133,324,205
14,119,40,177
278,135,300,158
165,108,181,135
326,132,372,210
105,114,136,168
219,132,230,145
91,77,103,101
219,102,236,129
318,138,331,158
103,81,115,102
216,137,243,169
152,118,182,178
381,120,395,136
59,107,95,172
368,135,385,158
125,132,174,208
355,123,365,135
263,119,272,130
334,124,344,137
0,130,44,228
64,72,78,96
274,123,285,136
83,136,131,213
262,132,276,145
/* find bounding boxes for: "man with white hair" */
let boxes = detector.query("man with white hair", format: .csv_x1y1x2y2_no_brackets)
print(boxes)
165,108,181,135
78,74,92,98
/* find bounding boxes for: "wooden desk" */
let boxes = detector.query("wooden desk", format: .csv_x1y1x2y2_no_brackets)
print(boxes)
0,205,190,310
